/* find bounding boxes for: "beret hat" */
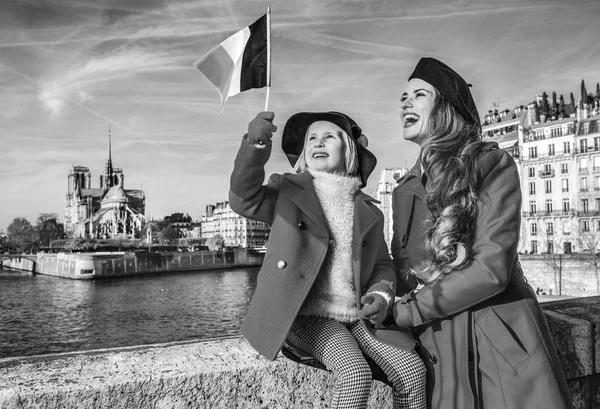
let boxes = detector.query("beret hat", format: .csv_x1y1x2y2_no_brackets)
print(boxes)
409,57,481,128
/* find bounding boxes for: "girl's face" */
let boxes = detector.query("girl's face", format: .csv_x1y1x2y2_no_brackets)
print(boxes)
400,78,436,146
303,121,347,174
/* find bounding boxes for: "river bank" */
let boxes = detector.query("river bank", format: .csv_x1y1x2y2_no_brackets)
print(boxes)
0,248,264,279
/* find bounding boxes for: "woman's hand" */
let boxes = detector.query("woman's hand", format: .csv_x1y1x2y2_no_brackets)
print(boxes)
248,111,277,147
392,298,413,328
359,293,388,324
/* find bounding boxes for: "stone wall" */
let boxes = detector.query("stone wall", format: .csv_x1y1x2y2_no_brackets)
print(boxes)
1,296,600,409
520,254,600,297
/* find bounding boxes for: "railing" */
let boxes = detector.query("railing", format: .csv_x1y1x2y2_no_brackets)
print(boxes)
539,170,555,178
522,211,577,218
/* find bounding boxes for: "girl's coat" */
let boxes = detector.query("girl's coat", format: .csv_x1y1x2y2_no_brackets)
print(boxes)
229,137,416,361
392,142,573,409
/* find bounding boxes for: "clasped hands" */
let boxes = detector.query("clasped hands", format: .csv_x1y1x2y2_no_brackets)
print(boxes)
359,293,389,325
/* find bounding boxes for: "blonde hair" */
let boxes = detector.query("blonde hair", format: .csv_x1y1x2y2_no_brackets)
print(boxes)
293,124,359,176
419,92,484,277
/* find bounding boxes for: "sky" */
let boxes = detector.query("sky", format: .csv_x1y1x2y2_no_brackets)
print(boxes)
1,0,600,231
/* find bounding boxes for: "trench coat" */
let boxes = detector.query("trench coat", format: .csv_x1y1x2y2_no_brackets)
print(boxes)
229,136,417,362
391,142,573,409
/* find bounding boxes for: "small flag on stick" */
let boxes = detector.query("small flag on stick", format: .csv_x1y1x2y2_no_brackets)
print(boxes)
194,9,271,112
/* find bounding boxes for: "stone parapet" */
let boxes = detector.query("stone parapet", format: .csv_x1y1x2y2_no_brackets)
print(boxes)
2,297,600,408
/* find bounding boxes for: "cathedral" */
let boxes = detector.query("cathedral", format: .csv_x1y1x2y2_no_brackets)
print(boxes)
65,129,146,239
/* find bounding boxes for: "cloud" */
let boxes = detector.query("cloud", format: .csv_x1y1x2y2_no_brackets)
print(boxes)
38,46,176,117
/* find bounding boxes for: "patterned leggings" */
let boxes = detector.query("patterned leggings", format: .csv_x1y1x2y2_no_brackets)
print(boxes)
287,315,426,409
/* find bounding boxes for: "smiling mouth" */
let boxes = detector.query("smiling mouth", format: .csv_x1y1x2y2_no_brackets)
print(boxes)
404,113,420,128
312,152,329,159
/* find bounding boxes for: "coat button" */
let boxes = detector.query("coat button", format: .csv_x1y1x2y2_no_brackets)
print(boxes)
277,260,287,269
429,354,438,364
298,221,306,229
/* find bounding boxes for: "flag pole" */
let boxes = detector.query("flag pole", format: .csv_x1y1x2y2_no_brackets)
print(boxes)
264,5,271,112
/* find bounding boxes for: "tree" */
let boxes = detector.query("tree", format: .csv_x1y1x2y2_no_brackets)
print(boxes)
207,234,224,252
558,94,566,119
36,213,64,247
581,79,588,107
533,102,540,123
570,92,576,110
159,226,179,244
550,91,558,119
539,223,565,296
540,92,550,119
597,82,600,100
6,217,37,250
577,230,600,294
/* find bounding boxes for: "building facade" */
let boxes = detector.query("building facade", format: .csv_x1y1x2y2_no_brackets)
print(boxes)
483,100,600,255
65,131,146,239
375,167,408,248
201,201,270,248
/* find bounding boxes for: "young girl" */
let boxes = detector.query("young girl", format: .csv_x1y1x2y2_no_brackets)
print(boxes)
229,111,426,409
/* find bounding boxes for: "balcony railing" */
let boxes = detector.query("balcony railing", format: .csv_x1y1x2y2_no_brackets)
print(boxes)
522,210,577,218
539,170,555,178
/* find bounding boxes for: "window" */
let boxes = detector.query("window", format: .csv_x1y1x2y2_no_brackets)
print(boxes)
582,199,589,214
562,178,569,192
594,156,600,169
564,242,572,253
580,157,588,171
582,177,588,191
584,123,590,134
545,199,553,213
551,127,562,138
529,147,538,159
563,221,571,234
597,198,600,211
531,223,537,236
597,220,600,231
596,176,600,191
530,201,537,214
529,167,536,178
544,164,552,174
580,139,588,152
529,182,536,195
547,222,554,235
548,144,555,156
564,142,571,154
562,198,570,212
583,220,590,232
545,180,552,193
531,240,538,254
561,163,569,174
547,242,554,254
595,137,600,151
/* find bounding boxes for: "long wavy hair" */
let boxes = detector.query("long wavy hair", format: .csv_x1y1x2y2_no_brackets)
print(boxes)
417,92,484,280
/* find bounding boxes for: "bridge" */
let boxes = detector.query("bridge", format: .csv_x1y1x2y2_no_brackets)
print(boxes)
0,253,38,263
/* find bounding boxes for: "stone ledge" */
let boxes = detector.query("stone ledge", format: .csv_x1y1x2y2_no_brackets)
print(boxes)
0,337,391,408
2,297,600,408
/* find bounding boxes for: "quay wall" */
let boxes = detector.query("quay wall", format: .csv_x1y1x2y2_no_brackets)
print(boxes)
1,249,264,279
1,296,600,408
519,254,600,297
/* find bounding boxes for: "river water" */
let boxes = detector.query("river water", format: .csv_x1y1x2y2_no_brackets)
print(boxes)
0,267,258,359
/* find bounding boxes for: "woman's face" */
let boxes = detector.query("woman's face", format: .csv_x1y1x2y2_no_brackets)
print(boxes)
303,121,347,174
400,78,436,146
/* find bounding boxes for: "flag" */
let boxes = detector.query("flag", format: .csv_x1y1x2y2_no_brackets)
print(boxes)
193,13,269,111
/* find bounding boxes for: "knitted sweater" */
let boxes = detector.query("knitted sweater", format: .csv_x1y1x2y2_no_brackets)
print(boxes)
298,170,362,323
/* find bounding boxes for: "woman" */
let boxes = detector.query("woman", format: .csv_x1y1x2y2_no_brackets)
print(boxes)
390,57,573,409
